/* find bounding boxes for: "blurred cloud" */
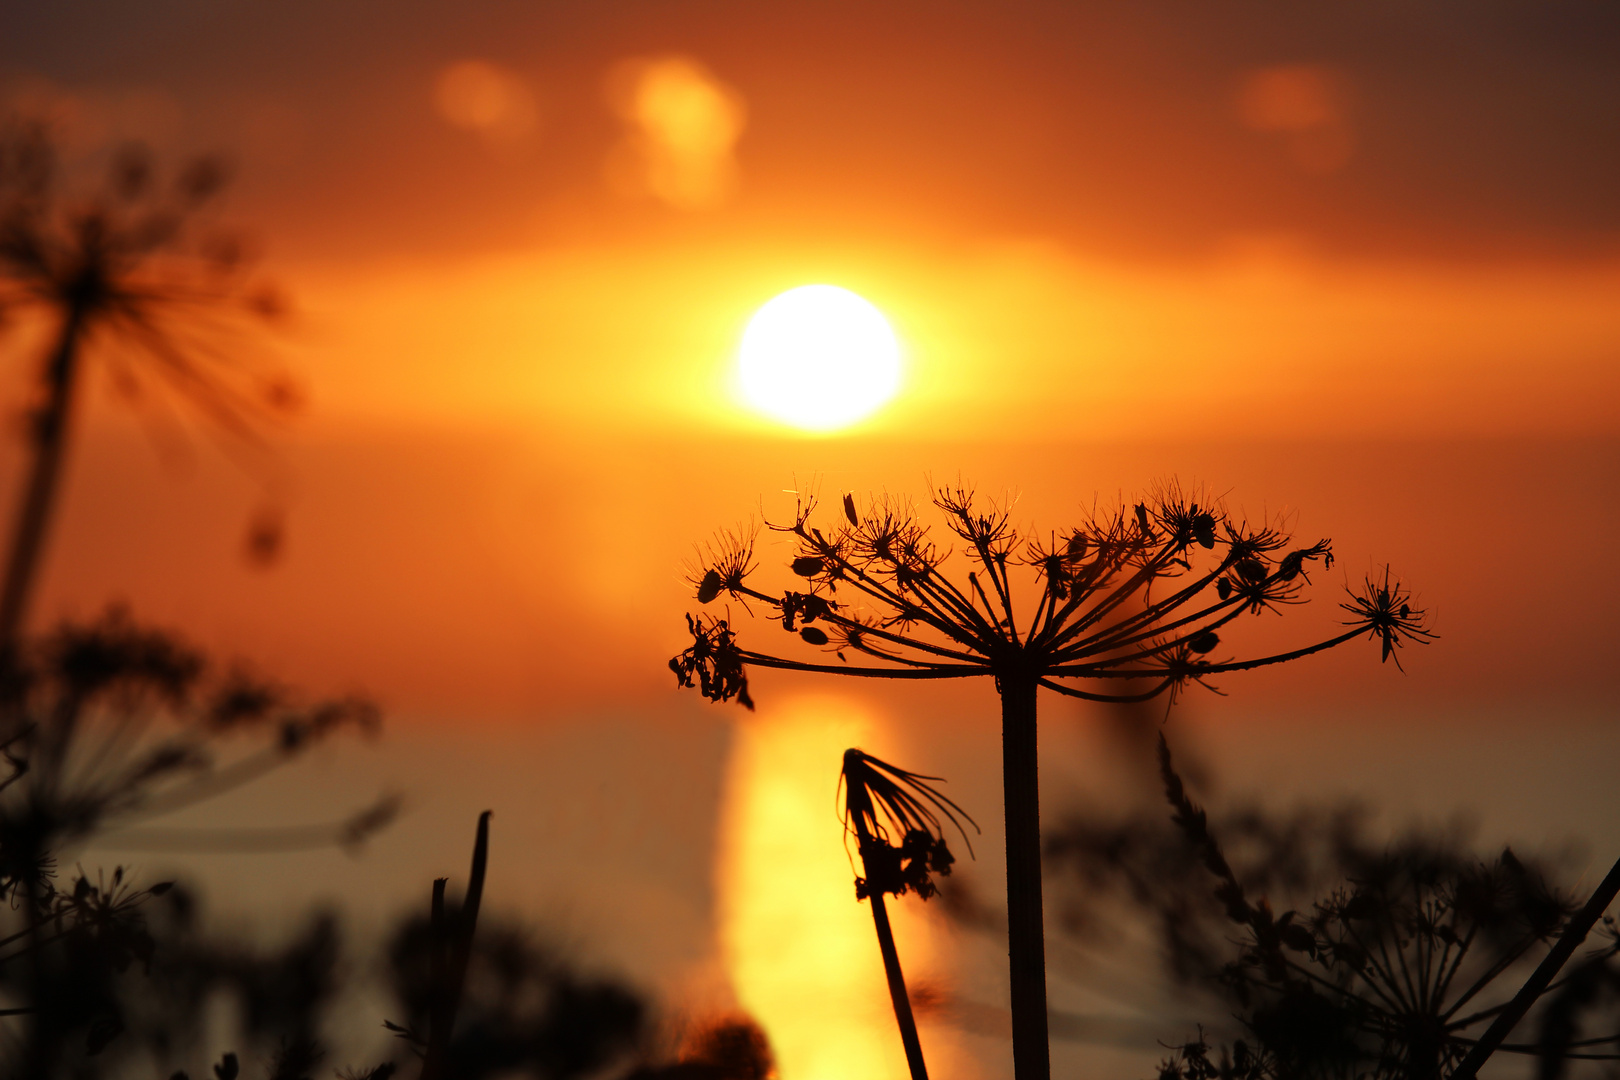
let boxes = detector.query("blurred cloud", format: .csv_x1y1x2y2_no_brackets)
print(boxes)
604,56,747,210
433,59,540,145
1,75,184,154
8,2,1620,261
1237,64,1355,175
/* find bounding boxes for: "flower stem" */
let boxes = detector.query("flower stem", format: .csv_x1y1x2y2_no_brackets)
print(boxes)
1001,673,1050,1080
421,811,491,1080
869,888,929,1080
0,301,88,652
1448,853,1620,1080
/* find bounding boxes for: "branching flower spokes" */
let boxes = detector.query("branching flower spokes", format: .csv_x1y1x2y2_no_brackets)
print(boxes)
671,482,1432,707
840,748,978,902
1341,569,1436,670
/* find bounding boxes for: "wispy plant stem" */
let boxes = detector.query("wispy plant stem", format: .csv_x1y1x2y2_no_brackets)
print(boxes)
0,302,88,652
868,867,929,1080
1449,853,1620,1080
1001,673,1050,1080
421,811,491,1080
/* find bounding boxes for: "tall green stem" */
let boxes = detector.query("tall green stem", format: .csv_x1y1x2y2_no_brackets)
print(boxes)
0,302,88,653
868,887,929,1080
1000,673,1049,1079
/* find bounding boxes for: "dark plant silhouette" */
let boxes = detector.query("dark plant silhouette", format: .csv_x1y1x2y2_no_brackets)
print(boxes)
118,869,658,1080
0,608,388,1076
407,810,491,1080
0,119,296,649
624,1016,775,1080
127,892,345,1080
1449,855,1620,1080
384,812,648,1080
672,482,1431,1078
840,747,978,1080
1046,736,1620,1080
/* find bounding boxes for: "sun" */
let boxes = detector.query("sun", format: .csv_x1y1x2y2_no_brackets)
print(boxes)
737,285,902,432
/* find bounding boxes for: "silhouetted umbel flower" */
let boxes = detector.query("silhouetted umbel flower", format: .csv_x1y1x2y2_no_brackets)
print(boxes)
0,121,298,649
840,748,978,1080
672,481,1431,1080
841,749,976,902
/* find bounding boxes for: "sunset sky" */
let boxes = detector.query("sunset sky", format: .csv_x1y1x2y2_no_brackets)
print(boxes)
4,3,1619,1077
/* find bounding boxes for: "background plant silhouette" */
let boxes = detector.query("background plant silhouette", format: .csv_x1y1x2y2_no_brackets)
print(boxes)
0,608,389,1077
1042,735,1620,1080
672,481,1431,1079
0,118,297,649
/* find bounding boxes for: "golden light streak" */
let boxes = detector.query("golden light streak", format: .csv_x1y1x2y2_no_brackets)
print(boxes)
286,240,1620,441
717,695,951,1080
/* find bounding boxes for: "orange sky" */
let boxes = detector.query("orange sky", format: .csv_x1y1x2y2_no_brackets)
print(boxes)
6,5,1620,1076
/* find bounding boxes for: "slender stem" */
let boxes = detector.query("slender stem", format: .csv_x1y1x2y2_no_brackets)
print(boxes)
738,653,985,679
1449,853,1620,1080
1045,625,1368,680
1041,541,1176,652
426,877,449,1061
1037,676,1169,704
1000,672,1050,1080
734,578,982,661
421,811,492,1080
0,301,88,653
1046,553,1233,657
869,887,930,1080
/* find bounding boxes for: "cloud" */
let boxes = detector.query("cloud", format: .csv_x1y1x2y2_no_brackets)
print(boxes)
604,56,747,211
1,76,184,154
433,59,540,145
1236,64,1355,175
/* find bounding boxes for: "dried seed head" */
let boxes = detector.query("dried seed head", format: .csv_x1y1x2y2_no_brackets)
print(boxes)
1192,513,1217,549
696,570,724,604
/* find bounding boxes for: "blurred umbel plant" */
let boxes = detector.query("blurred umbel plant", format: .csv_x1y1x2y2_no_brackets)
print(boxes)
1079,737,1620,1080
0,608,389,1076
671,483,1432,1080
840,748,977,1080
0,118,298,647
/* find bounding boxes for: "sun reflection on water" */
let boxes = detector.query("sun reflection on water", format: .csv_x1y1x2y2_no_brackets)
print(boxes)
717,695,949,1080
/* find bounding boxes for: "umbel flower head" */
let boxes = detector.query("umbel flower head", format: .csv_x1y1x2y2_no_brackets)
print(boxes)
671,482,1432,708
671,480,1433,1080
840,748,978,902
0,121,298,440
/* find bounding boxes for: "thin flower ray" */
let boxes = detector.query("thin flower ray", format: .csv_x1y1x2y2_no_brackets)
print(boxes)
1037,539,1185,650
1052,596,1248,667
1040,536,1259,655
840,749,978,852
739,579,989,665
788,525,994,650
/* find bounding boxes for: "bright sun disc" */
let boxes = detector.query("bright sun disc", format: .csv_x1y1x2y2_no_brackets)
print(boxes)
738,285,902,431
